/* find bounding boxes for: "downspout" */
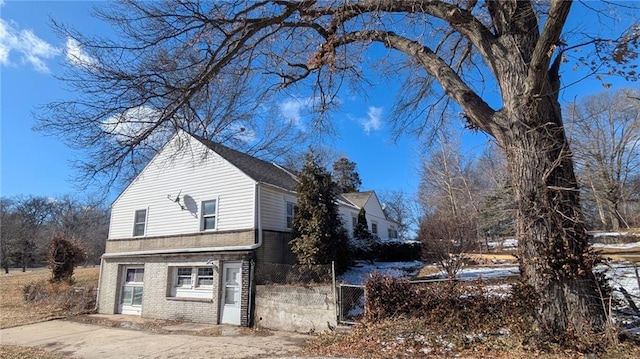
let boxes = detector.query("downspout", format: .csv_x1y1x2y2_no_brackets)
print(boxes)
256,182,263,249
94,256,105,311
248,182,262,326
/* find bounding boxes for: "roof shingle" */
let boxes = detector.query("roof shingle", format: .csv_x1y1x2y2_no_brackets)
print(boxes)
192,135,299,191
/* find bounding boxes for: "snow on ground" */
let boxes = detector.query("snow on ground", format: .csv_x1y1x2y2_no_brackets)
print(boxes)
338,260,423,285
450,266,519,280
598,261,640,300
592,241,640,249
340,260,640,334
487,238,518,249
338,242,640,333
590,231,640,238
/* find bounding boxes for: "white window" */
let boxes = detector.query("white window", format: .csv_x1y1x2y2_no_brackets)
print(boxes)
171,266,214,299
286,202,296,229
201,200,217,230
388,227,398,239
133,209,147,236
371,222,378,235
176,268,192,287
197,267,214,287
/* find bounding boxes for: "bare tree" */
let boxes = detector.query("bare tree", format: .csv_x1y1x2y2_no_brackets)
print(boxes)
379,189,419,240
476,142,515,247
419,212,477,280
49,196,110,264
418,130,482,218
12,196,55,272
38,0,640,345
567,88,640,231
0,198,18,273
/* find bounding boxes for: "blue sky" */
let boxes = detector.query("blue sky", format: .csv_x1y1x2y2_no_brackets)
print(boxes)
0,1,637,203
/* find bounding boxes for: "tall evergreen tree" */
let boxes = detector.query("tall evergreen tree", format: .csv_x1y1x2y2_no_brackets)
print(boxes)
353,208,372,240
332,157,362,193
290,154,350,272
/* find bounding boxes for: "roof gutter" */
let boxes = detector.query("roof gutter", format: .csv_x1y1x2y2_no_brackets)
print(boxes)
102,183,264,259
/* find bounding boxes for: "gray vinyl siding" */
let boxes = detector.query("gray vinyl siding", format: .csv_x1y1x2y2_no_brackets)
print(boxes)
109,134,256,240
259,185,296,232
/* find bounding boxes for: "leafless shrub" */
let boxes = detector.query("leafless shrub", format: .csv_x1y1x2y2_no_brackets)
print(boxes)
22,279,96,315
419,213,478,279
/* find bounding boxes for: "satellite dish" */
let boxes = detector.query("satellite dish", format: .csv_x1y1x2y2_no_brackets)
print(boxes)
167,190,185,210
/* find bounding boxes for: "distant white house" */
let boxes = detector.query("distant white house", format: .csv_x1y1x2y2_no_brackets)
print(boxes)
97,131,398,326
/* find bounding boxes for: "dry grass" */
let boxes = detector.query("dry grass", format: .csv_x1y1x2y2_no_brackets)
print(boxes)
0,345,71,359
0,267,99,329
304,319,640,359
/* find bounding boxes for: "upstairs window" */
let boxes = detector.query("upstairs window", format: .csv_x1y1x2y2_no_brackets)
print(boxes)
286,202,296,229
202,200,217,230
133,209,147,236
371,222,378,235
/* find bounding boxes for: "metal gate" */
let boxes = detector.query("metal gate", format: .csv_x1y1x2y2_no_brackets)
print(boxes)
337,284,365,324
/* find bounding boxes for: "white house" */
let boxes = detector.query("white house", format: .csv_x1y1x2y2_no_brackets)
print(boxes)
97,131,398,326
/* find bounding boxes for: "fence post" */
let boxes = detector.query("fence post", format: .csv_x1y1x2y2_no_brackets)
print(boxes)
634,264,640,295
332,261,338,320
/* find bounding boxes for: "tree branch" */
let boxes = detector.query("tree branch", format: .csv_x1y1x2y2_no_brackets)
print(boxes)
527,0,573,96
332,29,496,135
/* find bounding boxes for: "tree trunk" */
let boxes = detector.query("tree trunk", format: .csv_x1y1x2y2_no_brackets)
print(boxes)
501,99,606,344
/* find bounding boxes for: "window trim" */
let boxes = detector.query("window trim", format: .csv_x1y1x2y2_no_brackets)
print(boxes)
201,199,218,231
286,202,296,229
133,209,147,237
170,266,215,299
371,221,378,235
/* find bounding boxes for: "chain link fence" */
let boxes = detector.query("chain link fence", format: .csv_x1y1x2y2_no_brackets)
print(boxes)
337,284,365,324
254,262,334,285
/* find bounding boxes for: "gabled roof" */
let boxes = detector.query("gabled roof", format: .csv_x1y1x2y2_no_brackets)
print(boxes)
341,191,374,208
191,134,299,192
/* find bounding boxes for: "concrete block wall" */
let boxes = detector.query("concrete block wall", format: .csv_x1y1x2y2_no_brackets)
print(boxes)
254,285,337,333
105,229,256,253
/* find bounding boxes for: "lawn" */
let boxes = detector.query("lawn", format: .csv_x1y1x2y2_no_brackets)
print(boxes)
0,267,99,329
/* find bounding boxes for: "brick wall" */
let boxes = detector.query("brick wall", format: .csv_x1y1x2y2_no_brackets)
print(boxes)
98,251,252,326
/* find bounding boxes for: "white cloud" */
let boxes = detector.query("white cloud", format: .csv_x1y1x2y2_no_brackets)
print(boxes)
103,106,170,147
65,37,97,68
0,18,61,73
279,97,313,127
360,106,383,134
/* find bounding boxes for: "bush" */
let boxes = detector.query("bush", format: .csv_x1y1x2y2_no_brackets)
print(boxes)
377,240,422,262
23,279,96,315
364,274,535,334
350,237,422,262
364,272,422,321
48,235,87,283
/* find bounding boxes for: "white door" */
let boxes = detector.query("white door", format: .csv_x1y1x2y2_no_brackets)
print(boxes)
220,262,242,325
119,267,144,315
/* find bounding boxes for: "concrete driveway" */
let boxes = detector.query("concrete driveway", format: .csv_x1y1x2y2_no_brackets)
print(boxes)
0,317,312,359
